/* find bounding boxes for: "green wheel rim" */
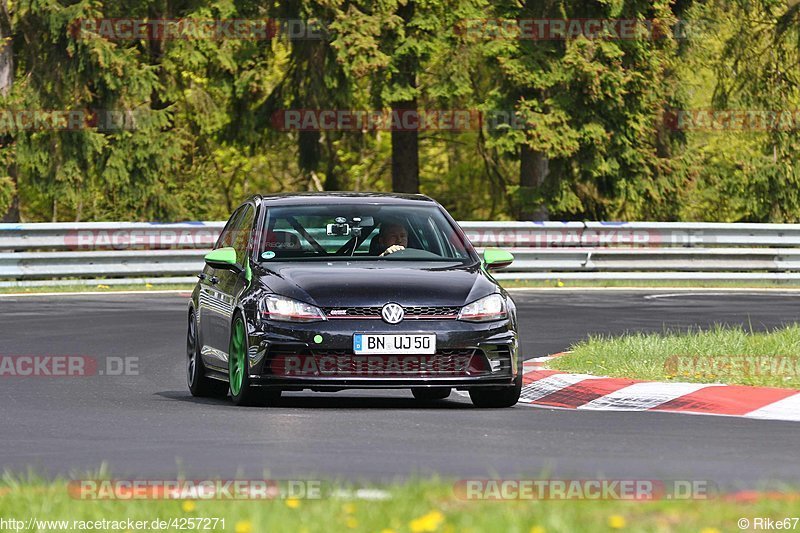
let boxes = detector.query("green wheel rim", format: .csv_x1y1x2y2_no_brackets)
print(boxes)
229,318,245,396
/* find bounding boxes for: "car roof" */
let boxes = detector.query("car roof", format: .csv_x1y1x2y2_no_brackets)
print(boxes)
253,192,436,206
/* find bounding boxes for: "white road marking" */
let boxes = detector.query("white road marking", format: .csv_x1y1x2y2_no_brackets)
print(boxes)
519,373,602,403
578,382,719,411
745,393,800,422
644,292,800,299
507,287,800,293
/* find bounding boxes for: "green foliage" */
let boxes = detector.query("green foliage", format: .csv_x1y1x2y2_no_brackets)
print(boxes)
675,0,800,222
0,0,797,222
0,175,12,214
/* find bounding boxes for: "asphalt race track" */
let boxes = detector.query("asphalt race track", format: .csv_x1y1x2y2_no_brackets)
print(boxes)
2,289,799,488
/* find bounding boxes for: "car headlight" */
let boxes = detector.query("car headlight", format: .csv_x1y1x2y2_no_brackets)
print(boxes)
259,295,327,323
458,294,508,322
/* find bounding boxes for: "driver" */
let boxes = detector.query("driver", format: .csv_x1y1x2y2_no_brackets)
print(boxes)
376,222,408,256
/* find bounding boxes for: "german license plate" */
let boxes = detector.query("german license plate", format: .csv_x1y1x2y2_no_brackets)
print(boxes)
353,334,436,355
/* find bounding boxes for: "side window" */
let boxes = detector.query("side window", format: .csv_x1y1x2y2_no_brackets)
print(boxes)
233,205,255,266
215,207,244,250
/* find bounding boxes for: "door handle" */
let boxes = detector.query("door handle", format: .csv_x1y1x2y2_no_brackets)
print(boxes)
210,276,220,284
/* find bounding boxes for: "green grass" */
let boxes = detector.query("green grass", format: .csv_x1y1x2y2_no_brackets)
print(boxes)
552,324,800,388
499,279,800,289
1,475,798,532
0,283,194,294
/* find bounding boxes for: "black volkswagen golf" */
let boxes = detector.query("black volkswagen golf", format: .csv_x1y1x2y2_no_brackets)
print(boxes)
187,193,521,407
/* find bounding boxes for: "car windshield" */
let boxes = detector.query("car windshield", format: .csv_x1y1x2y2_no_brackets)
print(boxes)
256,204,475,263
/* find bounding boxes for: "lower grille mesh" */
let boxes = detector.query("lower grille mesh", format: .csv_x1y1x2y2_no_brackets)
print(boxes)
267,350,490,377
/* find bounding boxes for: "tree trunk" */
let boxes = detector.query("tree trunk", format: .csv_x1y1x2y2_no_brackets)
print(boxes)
390,1,419,193
323,134,339,190
299,129,321,189
0,0,17,222
391,99,419,193
518,144,549,220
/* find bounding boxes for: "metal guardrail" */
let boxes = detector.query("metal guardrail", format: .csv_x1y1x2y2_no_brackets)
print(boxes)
0,222,224,251
462,221,800,247
3,221,800,287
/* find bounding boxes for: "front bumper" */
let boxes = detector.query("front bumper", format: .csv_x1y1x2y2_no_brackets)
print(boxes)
244,316,519,390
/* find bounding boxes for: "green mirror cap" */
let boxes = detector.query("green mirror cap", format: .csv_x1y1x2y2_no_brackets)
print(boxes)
483,248,514,270
204,247,237,267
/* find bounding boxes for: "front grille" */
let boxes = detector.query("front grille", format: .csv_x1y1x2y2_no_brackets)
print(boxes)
267,349,490,377
406,306,460,318
325,307,381,318
323,305,460,319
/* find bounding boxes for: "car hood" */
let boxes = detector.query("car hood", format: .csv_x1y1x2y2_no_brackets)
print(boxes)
253,261,495,307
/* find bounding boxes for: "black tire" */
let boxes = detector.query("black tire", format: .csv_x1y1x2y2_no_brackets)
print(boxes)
187,311,228,398
411,387,451,400
469,374,522,408
228,313,281,407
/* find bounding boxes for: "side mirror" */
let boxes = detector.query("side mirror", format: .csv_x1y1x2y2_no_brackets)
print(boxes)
204,247,239,270
483,248,514,271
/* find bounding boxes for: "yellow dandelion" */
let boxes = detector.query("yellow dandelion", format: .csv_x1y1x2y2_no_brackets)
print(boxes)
557,280,564,287
342,502,356,514
607,515,626,529
410,510,445,533
345,517,359,529
235,521,253,533
181,500,196,512
699,528,720,533
285,498,301,509
379,529,396,533
529,527,546,533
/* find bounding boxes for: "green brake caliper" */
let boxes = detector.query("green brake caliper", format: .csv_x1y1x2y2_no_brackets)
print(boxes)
229,319,245,395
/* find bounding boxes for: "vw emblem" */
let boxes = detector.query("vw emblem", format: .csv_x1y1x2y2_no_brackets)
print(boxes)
381,303,404,324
